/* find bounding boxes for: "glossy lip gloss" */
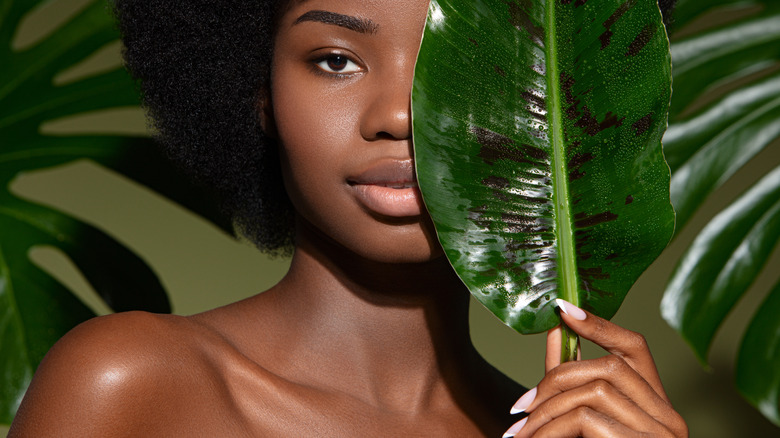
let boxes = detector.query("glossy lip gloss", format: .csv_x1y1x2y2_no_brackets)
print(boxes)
348,159,423,217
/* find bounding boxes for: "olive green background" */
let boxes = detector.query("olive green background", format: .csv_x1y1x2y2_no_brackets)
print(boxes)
3,0,779,436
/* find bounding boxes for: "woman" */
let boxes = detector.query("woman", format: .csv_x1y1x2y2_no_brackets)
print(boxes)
9,0,687,436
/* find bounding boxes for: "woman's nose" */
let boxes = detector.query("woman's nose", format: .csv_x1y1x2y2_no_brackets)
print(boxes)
359,69,412,141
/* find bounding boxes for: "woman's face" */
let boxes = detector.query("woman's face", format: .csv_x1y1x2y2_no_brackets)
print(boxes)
271,0,439,263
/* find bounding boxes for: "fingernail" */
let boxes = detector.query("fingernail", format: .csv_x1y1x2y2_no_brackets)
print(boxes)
502,417,528,438
510,387,536,414
555,299,586,321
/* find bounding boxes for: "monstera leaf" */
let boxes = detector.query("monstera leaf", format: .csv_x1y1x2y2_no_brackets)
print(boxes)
412,0,674,360
660,0,780,425
0,0,227,423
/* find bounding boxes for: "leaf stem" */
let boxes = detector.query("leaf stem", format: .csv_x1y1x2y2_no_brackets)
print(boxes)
544,0,580,362
561,322,579,363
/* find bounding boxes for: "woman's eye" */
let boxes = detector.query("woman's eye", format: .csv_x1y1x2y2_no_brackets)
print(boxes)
315,55,362,74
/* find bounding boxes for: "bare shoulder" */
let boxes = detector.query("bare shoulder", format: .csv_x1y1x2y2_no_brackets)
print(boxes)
9,311,244,437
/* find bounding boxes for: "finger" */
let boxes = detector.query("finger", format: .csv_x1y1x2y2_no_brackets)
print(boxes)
545,326,581,373
516,406,642,438
517,355,674,424
516,379,674,438
555,299,667,399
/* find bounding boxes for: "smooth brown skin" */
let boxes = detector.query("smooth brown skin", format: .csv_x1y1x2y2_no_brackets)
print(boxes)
9,0,687,436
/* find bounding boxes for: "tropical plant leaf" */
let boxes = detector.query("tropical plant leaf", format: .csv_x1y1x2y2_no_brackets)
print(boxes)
661,166,780,363
412,0,674,337
0,0,227,423
736,278,780,426
664,0,780,230
660,0,780,426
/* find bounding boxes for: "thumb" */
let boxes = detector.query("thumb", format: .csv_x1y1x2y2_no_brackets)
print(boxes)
545,326,562,373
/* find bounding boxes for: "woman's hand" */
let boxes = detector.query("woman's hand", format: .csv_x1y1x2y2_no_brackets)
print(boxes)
502,299,688,438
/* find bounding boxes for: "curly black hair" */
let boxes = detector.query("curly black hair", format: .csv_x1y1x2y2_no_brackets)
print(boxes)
113,0,295,255
112,0,677,256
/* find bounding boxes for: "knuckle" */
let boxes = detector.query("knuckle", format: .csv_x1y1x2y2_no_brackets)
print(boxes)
574,405,594,422
545,363,571,387
603,354,626,373
590,379,612,398
626,331,648,352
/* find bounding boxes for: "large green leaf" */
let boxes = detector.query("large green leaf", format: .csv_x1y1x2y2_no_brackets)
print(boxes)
0,0,227,423
664,0,780,230
412,0,674,336
660,0,780,426
736,278,780,426
661,166,780,362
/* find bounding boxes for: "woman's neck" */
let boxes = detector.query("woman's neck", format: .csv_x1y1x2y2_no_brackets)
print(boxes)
254,220,486,413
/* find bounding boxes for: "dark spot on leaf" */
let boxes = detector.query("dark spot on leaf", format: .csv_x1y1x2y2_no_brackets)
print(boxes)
494,64,507,77
480,269,497,277
521,90,546,108
569,169,585,181
579,266,610,280
574,211,618,228
625,195,634,204
519,194,549,204
560,0,573,4
506,240,553,250
523,144,549,161
574,0,588,6
576,232,592,245
560,72,582,120
505,0,544,46
626,24,657,56
469,37,479,46
501,213,552,233
579,253,593,260
605,252,619,260
599,0,635,49
531,63,546,75
575,106,625,136
468,204,491,229
573,198,582,205
574,212,587,220
482,176,511,189
569,152,594,169
528,108,547,122
632,113,653,136
473,126,542,166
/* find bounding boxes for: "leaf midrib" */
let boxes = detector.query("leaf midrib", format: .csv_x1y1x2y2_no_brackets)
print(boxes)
544,0,578,306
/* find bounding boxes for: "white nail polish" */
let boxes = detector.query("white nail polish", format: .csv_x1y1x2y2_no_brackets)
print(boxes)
510,387,537,414
555,298,586,320
502,417,528,438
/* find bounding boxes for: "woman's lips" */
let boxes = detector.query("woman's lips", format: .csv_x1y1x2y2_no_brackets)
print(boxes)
348,159,423,217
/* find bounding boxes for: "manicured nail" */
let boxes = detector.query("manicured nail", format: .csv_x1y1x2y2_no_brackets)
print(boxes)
502,417,528,438
555,299,586,320
510,387,537,414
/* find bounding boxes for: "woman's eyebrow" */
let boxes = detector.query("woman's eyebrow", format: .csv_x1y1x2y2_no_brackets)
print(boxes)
294,10,378,34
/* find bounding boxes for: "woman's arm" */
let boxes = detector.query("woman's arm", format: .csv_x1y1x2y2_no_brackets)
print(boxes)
504,299,688,437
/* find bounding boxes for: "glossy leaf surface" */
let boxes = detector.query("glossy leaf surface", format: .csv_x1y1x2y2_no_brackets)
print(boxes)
736,279,780,426
660,0,780,425
412,0,674,333
661,166,780,363
664,0,780,230
0,0,226,423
